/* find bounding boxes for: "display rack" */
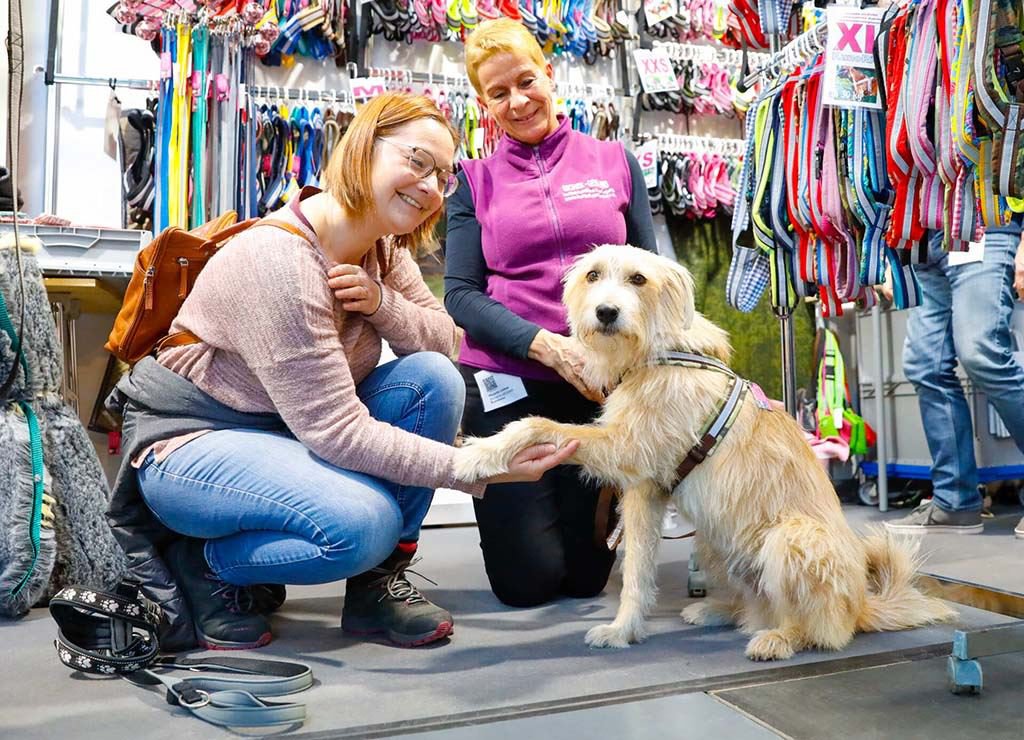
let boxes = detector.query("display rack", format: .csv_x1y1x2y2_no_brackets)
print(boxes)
0,223,151,276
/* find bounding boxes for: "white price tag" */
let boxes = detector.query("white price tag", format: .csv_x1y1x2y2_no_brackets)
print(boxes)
632,48,680,95
474,370,528,412
635,140,659,189
349,77,386,101
947,237,985,266
644,0,677,27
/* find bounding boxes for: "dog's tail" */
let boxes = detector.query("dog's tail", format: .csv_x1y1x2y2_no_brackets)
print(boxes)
856,528,957,632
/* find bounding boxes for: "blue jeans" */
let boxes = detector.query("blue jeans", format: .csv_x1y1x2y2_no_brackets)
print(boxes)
137,352,465,585
903,231,1024,512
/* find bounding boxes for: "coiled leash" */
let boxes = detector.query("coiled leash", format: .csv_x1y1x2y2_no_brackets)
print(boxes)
50,582,313,730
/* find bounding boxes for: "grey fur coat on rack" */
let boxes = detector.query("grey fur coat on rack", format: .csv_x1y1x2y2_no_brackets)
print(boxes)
0,239,125,617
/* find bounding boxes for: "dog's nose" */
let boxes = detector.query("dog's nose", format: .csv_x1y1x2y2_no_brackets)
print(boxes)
595,304,619,325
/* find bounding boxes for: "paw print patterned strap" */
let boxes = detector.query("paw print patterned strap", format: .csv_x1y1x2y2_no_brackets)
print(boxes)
49,581,313,729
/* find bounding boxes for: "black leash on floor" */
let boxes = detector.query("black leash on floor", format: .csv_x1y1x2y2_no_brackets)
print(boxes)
49,581,313,730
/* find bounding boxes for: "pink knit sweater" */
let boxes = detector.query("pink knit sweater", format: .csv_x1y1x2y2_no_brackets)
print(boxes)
157,199,483,496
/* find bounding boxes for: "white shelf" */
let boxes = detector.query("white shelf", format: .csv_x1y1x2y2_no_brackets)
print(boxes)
0,223,151,276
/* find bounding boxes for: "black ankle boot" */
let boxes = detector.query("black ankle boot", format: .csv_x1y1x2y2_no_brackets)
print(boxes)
341,547,453,647
164,538,273,650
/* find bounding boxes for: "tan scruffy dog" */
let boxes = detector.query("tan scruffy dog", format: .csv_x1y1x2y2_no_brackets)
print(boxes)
454,245,955,661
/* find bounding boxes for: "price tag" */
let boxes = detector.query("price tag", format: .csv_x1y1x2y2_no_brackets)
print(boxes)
349,77,386,101
823,7,884,110
947,237,985,266
632,48,680,95
644,0,677,27
635,139,659,189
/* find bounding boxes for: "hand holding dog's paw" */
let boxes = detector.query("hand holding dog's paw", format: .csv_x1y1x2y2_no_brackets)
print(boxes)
452,437,511,482
585,622,645,648
454,439,580,485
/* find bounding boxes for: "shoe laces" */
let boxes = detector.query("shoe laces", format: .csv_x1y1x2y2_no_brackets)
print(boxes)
372,557,437,605
206,573,257,614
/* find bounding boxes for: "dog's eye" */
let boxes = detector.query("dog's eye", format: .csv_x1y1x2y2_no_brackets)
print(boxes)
586,270,600,283
628,273,647,286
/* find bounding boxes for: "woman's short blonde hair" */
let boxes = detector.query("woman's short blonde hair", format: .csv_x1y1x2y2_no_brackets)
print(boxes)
465,18,548,97
321,91,458,256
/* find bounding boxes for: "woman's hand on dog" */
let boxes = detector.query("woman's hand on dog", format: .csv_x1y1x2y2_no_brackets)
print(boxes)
528,330,604,403
479,440,580,484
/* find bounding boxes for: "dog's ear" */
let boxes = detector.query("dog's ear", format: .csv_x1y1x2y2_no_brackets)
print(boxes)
659,259,696,330
563,252,589,286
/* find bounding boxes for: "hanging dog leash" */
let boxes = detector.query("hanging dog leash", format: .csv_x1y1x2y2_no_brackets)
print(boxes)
50,582,313,730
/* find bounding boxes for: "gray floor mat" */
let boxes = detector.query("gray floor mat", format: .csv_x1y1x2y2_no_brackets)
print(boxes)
2,510,1015,739
714,653,1024,740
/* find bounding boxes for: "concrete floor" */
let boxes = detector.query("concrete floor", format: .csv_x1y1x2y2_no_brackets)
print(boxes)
1,504,1021,739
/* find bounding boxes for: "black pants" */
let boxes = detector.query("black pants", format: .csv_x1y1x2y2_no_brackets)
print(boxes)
459,364,617,607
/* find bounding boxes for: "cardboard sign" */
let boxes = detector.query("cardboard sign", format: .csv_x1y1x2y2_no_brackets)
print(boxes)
644,0,677,28
632,48,680,95
349,77,386,101
823,7,884,110
635,140,659,189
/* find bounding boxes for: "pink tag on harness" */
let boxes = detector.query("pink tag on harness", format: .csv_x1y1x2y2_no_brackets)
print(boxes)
748,382,774,411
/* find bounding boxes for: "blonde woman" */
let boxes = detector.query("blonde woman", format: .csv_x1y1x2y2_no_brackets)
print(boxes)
445,20,658,607
108,92,576,652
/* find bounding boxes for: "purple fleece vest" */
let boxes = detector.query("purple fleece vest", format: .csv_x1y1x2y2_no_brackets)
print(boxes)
459,116,633,382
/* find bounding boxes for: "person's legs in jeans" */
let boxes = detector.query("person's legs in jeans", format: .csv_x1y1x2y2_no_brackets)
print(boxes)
139,351,466,646
949,232,1024,453
343,351,465,644
355,351,466,542
901,234,981,513
139,429,405,584
139,428,406,647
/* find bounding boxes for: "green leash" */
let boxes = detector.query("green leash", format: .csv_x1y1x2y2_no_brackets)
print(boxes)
0,287,46,598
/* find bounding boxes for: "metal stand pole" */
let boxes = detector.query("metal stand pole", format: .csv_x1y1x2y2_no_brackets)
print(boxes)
766,32,799,418
780,311,798,416
871,303,889,511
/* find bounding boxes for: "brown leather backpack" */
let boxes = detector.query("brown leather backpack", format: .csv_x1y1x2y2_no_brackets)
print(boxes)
105,213,309,363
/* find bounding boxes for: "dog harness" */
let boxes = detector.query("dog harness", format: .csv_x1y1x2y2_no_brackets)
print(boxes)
652,351,767,491
50,581,313,729
601,350,764,551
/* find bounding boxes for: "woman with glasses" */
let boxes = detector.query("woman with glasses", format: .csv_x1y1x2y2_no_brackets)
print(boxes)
445,20,658,608
108,92,577,653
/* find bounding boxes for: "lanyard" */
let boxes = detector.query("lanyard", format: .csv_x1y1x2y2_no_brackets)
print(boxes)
726,94,772,313
883,11,924,251
190,24,209,228
169,21,193,230
782,74,814,285
156,27,173,233
972,0,1024,201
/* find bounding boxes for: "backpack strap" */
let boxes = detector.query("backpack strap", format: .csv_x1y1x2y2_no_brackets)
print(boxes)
155,218,313,355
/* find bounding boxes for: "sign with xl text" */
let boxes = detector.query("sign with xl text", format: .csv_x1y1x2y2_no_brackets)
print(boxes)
823,7,884,110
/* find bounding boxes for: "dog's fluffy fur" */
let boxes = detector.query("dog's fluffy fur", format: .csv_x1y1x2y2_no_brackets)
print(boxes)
454,245,955,660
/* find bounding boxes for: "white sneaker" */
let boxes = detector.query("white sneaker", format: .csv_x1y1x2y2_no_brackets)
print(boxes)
1015,516,1024,540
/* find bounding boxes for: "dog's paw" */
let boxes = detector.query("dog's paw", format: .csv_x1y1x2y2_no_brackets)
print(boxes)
680,601,733,627
744,629,796,661
585,622,645,648
452,439,512,482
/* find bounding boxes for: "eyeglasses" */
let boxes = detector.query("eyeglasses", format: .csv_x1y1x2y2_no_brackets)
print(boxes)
377,138,459,198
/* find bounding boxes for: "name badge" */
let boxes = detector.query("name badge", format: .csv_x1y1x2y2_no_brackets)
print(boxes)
474,370,528,412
